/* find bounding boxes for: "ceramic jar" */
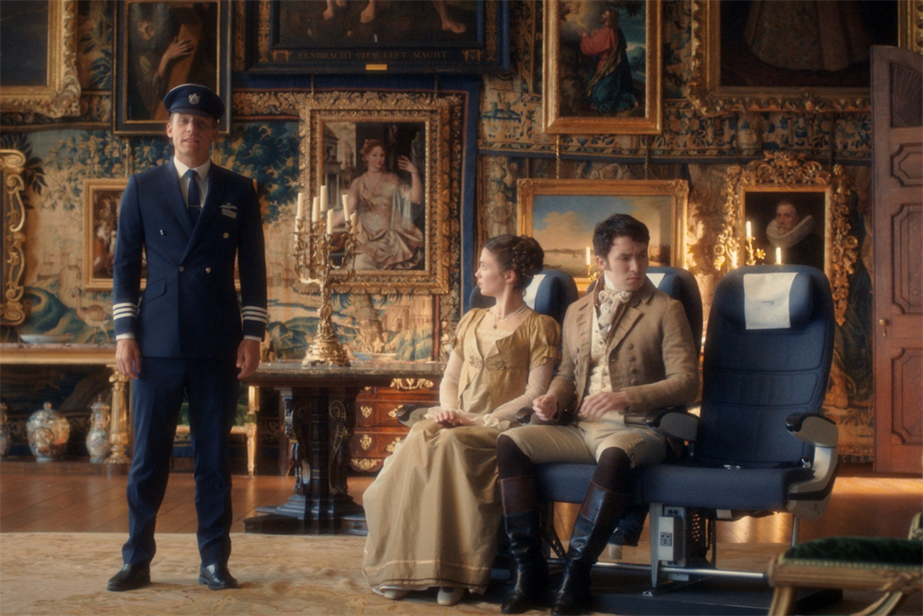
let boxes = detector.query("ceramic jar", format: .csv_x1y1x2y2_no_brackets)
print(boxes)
0,402,11,459
85,398,110,463
27,402,70,462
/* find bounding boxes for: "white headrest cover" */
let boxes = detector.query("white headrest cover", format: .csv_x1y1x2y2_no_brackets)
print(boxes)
743,272,798,330
646,272,666,288
523,274,546,309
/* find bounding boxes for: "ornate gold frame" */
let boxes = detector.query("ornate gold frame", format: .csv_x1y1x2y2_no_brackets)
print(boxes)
688,0,923,116
517,179,688,293
84,179,130,291
300,91,451,295
719,152,857,325
543,0,662,134
0,0,81,118
1,150,27,326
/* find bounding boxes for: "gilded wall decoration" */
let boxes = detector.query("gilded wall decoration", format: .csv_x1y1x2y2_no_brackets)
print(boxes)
1,150,28,326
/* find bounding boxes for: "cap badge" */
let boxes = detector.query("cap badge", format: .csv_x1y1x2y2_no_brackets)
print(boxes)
188,93,201,105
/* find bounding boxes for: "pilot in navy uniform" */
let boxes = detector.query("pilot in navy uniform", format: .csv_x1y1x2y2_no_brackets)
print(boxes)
107,84,268,592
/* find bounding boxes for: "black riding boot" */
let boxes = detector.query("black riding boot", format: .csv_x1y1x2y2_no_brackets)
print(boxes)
551,482,631,616
499,476,548,614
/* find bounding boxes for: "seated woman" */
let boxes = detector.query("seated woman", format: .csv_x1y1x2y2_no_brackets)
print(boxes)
362,235,561,606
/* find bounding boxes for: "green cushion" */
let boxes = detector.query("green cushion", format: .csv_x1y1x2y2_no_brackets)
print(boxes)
779,536,923,570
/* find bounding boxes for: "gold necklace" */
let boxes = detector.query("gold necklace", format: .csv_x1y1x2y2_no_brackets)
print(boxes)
492,303,527,329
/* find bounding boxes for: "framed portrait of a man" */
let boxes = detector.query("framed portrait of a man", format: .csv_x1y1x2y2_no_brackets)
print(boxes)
744,191,826,271
114,0,231,134
543,0,662,134
300,92,451,295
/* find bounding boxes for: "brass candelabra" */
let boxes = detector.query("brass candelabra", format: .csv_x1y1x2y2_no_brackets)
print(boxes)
292,209,355,366
744,234,766,266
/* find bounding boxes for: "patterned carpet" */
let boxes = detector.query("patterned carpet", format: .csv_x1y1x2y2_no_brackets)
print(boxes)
0,533,918,615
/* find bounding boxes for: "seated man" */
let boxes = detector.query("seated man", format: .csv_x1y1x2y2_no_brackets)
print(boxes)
495,214,699,616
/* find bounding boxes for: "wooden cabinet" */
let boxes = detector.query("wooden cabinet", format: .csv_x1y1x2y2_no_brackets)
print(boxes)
350,380,440,473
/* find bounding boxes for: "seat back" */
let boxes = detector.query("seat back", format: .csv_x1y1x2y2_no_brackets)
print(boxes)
469,267,578,326
586,267,703,351
695,265,835,468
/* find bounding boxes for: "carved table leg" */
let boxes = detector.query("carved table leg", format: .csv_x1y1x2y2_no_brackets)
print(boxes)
106,367,132,465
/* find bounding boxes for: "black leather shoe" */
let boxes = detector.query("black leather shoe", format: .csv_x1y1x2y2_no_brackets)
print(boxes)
107,563,151,592
199,562,239,590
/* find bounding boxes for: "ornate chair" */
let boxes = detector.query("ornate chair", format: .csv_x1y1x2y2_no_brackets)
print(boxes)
533,265,839,607
768,512,922,616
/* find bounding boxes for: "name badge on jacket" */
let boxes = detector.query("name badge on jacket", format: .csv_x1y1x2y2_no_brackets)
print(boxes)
219,203,238,219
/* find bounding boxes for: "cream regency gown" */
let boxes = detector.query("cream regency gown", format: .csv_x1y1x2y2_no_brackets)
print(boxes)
362,308,560,594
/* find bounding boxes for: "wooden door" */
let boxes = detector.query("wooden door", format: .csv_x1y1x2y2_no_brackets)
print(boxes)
872,46,923,474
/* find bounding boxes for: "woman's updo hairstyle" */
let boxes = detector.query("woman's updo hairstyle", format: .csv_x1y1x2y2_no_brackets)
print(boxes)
360,138,386,160
484,234,545,292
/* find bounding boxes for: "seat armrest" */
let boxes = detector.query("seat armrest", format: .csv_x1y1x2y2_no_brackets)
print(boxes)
625,407,699,442
394,404,428,427
785,414,839,520
515,407,535,424
786,414,838,448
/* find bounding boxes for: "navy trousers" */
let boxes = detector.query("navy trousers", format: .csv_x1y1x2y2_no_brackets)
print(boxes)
122,357,239,567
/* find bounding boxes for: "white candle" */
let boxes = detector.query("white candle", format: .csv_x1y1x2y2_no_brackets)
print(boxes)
776,247,782,265
350,212,358,228
311,196,320,223
326,209,334,235
585,246,592,266
342,193,351,220
319,185,328,212
295,193,305,220
745,220,752,239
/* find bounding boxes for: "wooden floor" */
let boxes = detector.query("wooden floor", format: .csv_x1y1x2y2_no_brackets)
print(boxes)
0,464,920,541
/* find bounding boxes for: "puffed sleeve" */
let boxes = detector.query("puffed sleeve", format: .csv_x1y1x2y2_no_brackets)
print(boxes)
528,314,561,371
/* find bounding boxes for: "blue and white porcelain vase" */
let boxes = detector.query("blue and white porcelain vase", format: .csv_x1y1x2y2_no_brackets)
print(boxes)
27,402,70,462
85,398,110,463
0,402,11,459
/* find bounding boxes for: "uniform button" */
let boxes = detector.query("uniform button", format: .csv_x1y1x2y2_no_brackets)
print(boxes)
179,266,185,272
223,232,229,239
630,367,638,374
206,267,212,273
629,356,636,362
631,379,639,385
627,343,634,350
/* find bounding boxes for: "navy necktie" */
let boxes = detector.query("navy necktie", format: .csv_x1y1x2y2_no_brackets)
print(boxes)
185,169,201,224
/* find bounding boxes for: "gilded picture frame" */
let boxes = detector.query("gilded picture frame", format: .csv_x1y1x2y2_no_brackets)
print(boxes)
543,0,662,135
243,0,509,74
83,179,136,291
300,92,451,295
114,0,232,135
1,150,28,326
517,179,687,293
688,0,922,116
0,0,81,118
719,152,857,325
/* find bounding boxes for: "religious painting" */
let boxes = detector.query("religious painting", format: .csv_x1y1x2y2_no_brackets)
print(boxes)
543,0,662,134
243,0,509,74
517,179,687,293
83,179,141,291
0,0,81,118
688,0,920,115
114,0,231,134
300,92,451,294
1,150,28,326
